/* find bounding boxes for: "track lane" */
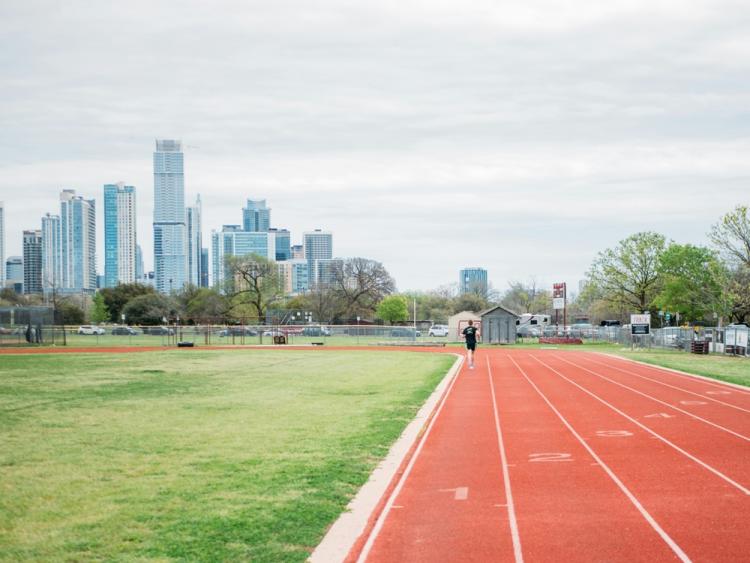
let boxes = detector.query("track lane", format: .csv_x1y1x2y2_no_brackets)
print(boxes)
363,355,514,562
521,351,749,561
554,353,750,441
492,353,683,562
536,353,750,492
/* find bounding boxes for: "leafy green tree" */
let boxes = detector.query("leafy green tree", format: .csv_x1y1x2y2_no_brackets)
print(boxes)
91,292,109,324
586,231,667,313
377,295,409,325
122,293,176,325
56,299,85,325
654,244,730,323
100,283,156,323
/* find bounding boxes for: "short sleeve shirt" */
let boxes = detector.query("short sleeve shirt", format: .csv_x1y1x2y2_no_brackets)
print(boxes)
462,326,478,344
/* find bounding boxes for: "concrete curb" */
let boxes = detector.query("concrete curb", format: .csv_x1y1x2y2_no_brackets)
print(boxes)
309,353,464,562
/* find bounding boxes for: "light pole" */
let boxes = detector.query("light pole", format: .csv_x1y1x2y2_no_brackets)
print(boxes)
357,315,360,345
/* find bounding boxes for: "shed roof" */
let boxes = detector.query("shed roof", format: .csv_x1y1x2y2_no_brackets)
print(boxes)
478,304,520,318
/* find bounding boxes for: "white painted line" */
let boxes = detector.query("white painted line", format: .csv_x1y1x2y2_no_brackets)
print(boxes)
437,486,469,501
310,354,464,563
555,355,750,442
595,353,750,395
487,357,524,563
353,354,464,563
582,355,750,412
531,355,750,496
508,355,691,563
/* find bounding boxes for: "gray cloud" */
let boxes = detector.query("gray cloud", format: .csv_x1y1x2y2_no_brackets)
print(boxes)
1,0,749,290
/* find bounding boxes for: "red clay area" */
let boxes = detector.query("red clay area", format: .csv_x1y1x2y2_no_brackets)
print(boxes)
352,348,750,562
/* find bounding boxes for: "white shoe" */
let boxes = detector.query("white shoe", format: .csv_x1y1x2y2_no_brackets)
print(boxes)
469,364,474,369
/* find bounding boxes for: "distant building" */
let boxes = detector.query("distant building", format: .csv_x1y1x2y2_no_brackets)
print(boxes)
304,230,333,262
311,258,342,288
60,189,97,292
186,195,202,287
6,256,23,293
277,259,309,294
270,228,291,261
211,227,277,287
242,199,271,232
104,183,137,287
459,267,488,296
153,139,187,293
291,244,304,260
0,201,4,284
200,248,209,287
41,213,62,293
23,230,43,294
135,244,144,280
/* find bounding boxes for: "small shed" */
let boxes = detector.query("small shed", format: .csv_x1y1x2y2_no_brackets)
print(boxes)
479,305,520,344
448,310,481,341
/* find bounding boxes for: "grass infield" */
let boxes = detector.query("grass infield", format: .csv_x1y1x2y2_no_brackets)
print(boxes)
0,349,455,562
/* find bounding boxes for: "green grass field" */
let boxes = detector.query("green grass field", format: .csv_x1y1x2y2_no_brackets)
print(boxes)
0,349,455,562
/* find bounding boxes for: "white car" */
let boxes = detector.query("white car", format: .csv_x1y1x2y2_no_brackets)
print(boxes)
428,324,449,337
78,325,105,335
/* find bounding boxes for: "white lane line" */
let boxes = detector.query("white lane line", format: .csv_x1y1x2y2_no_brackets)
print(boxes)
355,355,464,563
594,353,750,396
554,355,750,442
487,356,524,563
580,355,750,413
530,355,750,496
508,355,691,563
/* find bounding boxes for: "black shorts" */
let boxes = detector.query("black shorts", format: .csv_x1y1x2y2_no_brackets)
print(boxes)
466,342,476,351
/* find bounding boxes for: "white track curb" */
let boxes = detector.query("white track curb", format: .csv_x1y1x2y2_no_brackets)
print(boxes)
309,353,464,562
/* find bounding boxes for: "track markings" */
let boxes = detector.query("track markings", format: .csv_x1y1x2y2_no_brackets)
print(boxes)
439,487,469,500
596,430,634,437
487,357,524,563
553,355,750,442
531,355,750,496
507,355,692,562
645,413,675,418
528,453,573,462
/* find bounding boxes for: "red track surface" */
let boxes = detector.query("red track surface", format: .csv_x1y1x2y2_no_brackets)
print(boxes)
353,349,750,562
5,345,749,560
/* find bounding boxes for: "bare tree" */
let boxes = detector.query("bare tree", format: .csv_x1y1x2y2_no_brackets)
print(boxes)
709,205,750,267
226,254,283,323
332,257,396,320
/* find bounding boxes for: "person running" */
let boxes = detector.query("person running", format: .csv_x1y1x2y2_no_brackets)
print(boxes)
462,320,479,369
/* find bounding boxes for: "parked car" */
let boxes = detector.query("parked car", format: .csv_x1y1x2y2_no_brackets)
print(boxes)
219,327,258,337
428,324,449,337
111,326,139,336
77,325,105,335
262,329,285,337
142,326,174,336
390,328,421,338
301,326,331,337
516,325,540,338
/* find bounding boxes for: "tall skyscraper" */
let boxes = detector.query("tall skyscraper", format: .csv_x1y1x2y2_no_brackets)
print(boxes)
60,190,96,292
153,139,187,293
135,244,144,281
23,230,42,294
41,213,62,292
242,199,271,232
0,202,5,284
104,183,137,288
304,230,333,288
186,194,202,287
200,248,209,288
459,267,488,296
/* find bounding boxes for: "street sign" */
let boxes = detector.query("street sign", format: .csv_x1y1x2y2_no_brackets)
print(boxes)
631,324,650,335
553,298,565,310
631,314,651,325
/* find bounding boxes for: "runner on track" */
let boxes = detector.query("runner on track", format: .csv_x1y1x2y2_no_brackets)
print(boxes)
462,320,479,369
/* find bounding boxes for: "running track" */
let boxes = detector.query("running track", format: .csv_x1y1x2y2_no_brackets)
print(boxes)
350,348,750,562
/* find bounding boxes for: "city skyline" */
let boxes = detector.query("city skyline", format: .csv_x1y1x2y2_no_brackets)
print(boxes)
2,2,749,291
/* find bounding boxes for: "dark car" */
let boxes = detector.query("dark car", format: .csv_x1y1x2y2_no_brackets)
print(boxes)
219,327,258,337
390,328,421,338
111,326,139,336
142,326,174,336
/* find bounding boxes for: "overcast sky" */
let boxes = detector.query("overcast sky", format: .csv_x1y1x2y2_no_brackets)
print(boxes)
1,0,749,292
